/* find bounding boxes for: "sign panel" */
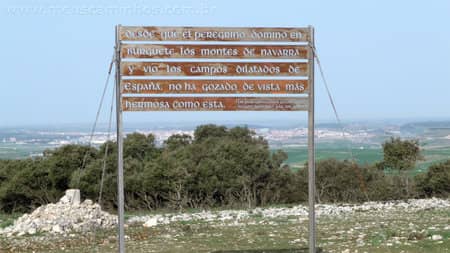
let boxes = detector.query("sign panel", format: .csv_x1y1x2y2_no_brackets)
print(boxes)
121,62,308,76
119,26,310,42
122,97,309,111
121,79,308,94
121,44,308,59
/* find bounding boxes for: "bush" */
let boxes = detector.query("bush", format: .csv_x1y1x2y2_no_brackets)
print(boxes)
0,159,56,212
301,159,368,203
416,160,450,197
70,125,294,211
0,127,443,213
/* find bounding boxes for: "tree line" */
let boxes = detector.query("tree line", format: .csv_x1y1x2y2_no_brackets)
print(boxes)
0,124,449,213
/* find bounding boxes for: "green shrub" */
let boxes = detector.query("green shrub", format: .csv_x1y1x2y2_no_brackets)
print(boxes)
416,160,450,197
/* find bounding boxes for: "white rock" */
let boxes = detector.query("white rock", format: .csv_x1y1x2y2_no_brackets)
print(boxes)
83,199,93,205
143,218,158,227
431,234,443,240
27,228,37,235
52,225,63,233
58,189,80,205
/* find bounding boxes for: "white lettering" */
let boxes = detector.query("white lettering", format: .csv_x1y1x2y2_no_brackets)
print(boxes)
251,31,288,40
125,30,155,39
194,31,245,40
202,82,237,92
260,48,300,57
126,47,174,57
200,48,238,57
202,101,225,109
173,101,200,109
190,65,227,75
123,82,162,93
236,64,280,74
286,83,305,91
125,100,170,110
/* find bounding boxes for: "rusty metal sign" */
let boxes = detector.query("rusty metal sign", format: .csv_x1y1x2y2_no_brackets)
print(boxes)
122,97,309,111
119,26,310,42
121,79,308,94
121,44,308,59
121,62,308,76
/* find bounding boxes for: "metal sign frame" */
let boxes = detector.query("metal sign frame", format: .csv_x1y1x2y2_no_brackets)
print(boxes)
114,25,316,253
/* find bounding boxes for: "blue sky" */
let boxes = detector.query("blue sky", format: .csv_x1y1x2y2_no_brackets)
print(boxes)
1,0,449,127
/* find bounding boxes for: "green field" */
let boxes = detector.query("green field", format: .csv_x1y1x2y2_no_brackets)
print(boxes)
278,144,450,172
0,143,54,160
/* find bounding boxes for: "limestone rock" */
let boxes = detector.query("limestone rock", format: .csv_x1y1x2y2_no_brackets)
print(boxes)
58,189,81,205
27,228,36,235
128,198,450,229
431,234,443,240
0,189,117,236
143,218,158,227
83,199,93,206
52,225,63,234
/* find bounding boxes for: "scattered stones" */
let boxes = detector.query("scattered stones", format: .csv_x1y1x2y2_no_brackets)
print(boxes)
129,198,450,228
1,196,449,252
407,231,426,241
0,189,117,237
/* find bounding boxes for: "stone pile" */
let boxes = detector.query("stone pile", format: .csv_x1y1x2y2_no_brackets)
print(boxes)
128,198,450,227
0,189,117,237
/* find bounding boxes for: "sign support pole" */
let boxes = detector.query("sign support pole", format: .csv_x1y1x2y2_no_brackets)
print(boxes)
115,24,126,253
307,26,316,253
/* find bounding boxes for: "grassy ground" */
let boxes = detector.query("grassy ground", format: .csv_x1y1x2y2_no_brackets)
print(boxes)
0,213,22,229
1,207,449,253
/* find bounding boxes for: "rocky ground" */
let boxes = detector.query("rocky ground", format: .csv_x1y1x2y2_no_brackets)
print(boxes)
0,197,449,252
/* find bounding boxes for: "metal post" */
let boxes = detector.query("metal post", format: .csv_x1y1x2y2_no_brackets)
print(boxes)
115,24,126,253
307,26,316,253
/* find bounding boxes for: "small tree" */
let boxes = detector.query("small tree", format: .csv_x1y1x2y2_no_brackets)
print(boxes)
379,137,423,171
123,133,157,161
378,137,423,197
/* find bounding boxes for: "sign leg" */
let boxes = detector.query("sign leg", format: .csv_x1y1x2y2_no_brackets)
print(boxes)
115,24,126,253
307,26,316,253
